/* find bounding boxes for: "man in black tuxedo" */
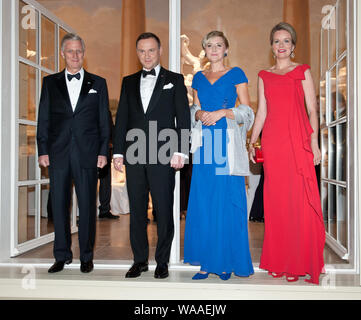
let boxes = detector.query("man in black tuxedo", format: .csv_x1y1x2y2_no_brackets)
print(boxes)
37,33,111,273
113,32,190,279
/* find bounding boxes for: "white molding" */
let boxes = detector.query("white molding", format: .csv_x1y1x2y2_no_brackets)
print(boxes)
169,0,181,264
0,0,3,240
18,56,55,75
11,0,18,258
326,233,348,260
356,0,361,285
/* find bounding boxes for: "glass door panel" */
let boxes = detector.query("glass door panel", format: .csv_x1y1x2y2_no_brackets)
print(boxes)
320,0,350,261
19,62,37,121
18,124,37,182
59,27,67,71
337,186,347,249
41,15,56,71
40,184,54,237
329,8,337,65
330,66,337,122
19,1,38,63
337,0,347,55
321,25,328,74
337,57,347,119
15,0,75,254
18,185,37,244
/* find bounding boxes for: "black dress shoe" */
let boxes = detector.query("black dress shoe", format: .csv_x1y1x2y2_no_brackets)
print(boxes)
98,211,120,219
125,262,148,278
48,259,72,273
80,260,94,273
154,263,169,279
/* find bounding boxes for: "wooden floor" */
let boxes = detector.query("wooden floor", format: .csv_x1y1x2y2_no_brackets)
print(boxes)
17,213,347,265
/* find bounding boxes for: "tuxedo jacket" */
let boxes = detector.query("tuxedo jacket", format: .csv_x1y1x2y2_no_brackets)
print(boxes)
37,69,111,169
113,67,190,165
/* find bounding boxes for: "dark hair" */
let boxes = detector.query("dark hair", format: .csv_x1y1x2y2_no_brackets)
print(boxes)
136,32,161,48
270,22,297,46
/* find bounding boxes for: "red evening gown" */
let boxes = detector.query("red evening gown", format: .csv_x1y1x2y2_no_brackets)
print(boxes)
258,64,325,284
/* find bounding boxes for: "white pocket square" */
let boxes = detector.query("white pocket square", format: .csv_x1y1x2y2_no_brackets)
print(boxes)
88,89,97,94
163,83,174,90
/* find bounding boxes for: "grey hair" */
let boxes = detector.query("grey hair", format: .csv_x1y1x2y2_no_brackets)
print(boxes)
61,33,86,52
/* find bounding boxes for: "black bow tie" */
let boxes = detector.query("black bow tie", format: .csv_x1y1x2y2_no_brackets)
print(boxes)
67,73,81,81
142,69,156,78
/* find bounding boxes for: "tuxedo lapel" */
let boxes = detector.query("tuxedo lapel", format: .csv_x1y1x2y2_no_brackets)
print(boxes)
74,71,93,114
134,71,145,114
56,70,72,113
145,67,167,116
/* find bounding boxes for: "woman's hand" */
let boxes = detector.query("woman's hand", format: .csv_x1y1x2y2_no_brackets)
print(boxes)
195,110,207,122
201,109,226,126
248,145,256,164
311,139,321,166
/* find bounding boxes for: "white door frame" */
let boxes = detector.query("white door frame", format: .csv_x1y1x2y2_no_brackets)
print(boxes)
11,0,75,256
169,0,182,265
356,0,361,285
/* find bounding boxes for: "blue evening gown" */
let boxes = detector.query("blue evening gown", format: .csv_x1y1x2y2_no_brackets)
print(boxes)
184,67,254,277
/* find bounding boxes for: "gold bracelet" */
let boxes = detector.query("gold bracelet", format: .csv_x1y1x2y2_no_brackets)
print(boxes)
247,142,261,148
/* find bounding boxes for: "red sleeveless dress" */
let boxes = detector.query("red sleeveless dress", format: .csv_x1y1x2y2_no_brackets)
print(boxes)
258,64,325,284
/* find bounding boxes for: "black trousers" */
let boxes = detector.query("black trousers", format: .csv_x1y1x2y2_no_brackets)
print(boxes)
249,169,264,220
126,164,175,264
49,140,98,262
98,161,111,214
180,161,192,212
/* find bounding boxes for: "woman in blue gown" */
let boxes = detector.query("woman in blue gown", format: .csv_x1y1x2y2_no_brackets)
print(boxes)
184,31,254,280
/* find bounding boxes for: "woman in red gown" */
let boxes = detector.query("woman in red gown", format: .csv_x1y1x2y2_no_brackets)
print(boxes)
249,22,325,284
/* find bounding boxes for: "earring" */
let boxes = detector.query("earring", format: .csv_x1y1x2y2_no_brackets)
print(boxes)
224,52,228,57
290,51,295,59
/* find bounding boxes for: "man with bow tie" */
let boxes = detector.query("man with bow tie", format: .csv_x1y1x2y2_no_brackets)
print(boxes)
113,32,190,279
37,33,111,274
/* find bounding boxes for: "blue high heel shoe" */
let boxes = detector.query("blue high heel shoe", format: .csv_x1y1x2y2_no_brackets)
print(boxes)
219,273,231,281
192,272,209,280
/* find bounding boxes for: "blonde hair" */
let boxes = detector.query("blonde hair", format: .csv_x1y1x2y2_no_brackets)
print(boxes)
202,30,229,49
270,22,297,46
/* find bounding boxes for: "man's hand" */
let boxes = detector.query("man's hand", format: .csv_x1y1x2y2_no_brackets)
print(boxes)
97,155,108,169
113,157,124,172
170,154,185,170
38,155,50,167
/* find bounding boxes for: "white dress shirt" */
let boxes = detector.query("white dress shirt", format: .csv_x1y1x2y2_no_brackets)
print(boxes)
65,68,84,111
140,64,160,113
